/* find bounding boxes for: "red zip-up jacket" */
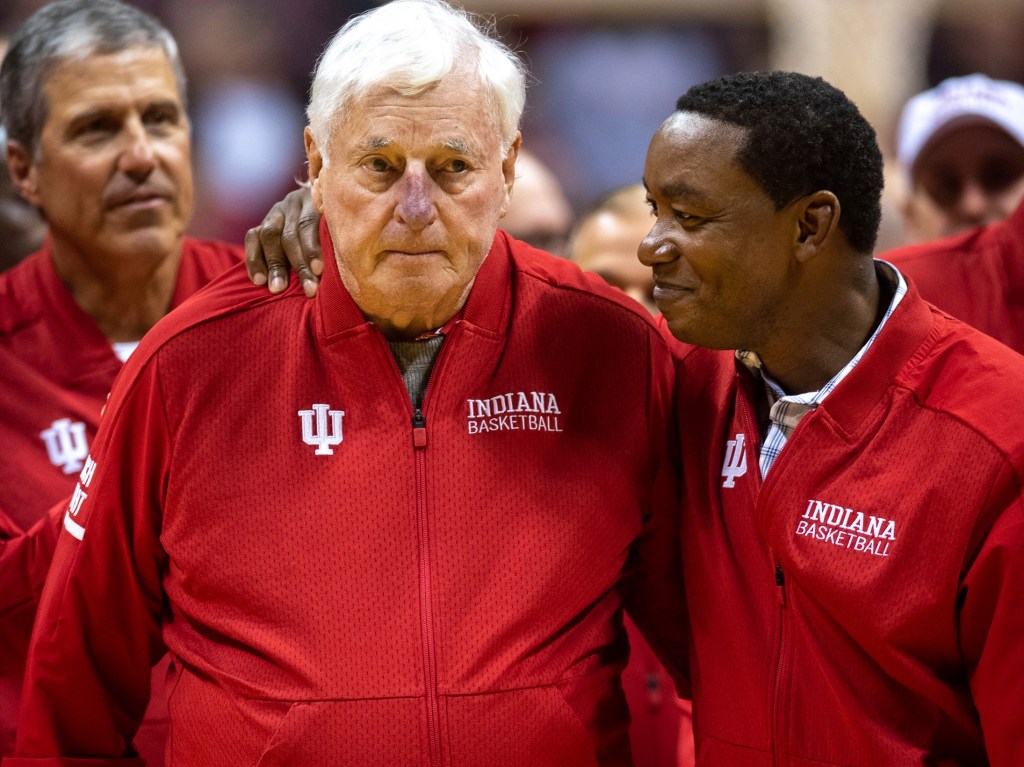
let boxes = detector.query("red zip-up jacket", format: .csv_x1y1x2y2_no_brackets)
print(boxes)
672,279,1024,766
9,229,687,767
884,199,1024,356
0,239,242,762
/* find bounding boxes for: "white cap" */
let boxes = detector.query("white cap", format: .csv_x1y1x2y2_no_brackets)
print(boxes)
897,74,1024,179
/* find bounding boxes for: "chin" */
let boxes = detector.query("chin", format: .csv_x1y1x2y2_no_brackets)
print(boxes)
110,229,182,263
663,318,729,351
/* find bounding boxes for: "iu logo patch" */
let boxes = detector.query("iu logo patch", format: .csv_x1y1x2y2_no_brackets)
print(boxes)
40,418,89,474
298,403,345,455
721,433,748,488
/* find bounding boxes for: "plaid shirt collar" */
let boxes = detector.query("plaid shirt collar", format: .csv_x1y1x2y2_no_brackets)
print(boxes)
736,261,907,478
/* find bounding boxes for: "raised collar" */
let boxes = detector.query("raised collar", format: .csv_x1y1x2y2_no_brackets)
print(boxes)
808,275,935,438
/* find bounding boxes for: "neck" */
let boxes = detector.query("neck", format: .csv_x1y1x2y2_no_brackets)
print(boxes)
370,310,453,341
50,239,183,343
756,256,883,395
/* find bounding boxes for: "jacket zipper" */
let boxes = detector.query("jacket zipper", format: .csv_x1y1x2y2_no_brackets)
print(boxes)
736,370,789,767
413,406,442,767
771,559,788,767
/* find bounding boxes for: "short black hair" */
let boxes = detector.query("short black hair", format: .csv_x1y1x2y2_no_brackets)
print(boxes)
675,71,883,254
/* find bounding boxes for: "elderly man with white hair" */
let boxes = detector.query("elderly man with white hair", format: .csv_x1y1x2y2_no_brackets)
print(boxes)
9,2,686,765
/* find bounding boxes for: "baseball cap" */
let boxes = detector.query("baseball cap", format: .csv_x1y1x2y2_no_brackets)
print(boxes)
897,74,1024,179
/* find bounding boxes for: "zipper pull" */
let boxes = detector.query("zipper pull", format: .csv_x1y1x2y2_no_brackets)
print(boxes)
775,563,786,607
413,408,427,448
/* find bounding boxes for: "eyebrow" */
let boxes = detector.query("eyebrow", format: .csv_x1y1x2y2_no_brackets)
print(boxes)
440,137,479,158
360,136,395,151
353,136,482,160
643,177,712,205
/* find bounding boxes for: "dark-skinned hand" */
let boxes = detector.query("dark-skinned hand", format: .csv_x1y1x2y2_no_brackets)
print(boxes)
245,186,324,298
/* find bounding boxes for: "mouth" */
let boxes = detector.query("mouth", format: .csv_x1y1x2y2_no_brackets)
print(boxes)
653,282,695,299
652,280,698,317
382,249,446,258
106,190,170,211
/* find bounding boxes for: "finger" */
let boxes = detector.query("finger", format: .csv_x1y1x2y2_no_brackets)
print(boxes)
283,215,324,298
279,185,324,298
258,217,291,294
243,226,268,286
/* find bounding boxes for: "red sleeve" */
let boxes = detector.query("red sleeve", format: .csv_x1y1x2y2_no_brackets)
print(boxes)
958,460,1024,767
0,503,62,677
618,328,690,697
8,353,170,766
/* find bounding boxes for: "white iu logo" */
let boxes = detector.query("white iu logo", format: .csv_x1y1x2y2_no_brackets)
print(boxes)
40,418,89,475
298,403,345,455
721,432,748,488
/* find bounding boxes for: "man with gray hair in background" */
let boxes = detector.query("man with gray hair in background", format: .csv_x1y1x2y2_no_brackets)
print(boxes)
0,2,320,762
0,2,239,762
10,1,687,765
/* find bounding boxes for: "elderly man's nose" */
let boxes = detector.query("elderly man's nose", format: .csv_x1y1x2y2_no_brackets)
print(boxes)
395,170,437,230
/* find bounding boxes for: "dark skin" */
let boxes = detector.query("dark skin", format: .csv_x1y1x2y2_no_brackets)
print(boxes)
639,112,881,395
245,186,323,297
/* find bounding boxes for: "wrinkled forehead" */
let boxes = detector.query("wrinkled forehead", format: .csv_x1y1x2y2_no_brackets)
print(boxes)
335,74,504,154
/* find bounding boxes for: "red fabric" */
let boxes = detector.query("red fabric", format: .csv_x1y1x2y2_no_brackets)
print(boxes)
10,231,687,766
883,199,1024,355
0,239,242,762
0,238,243,528
672,282,1024,766
620,617,693,767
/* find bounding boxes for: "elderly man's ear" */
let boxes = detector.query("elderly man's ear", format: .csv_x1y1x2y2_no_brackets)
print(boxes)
304,127,326,215
499,133,522,219
242,126,325,299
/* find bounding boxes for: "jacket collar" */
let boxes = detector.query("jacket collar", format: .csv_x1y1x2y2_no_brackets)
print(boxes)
808,275,936,437
732,271,937,440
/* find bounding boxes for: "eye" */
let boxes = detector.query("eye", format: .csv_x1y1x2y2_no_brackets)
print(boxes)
645,198,658,215
922,171,961,207
368,157,391,172
74,116,118,138
444,158,469,173
979,161,1022,193
145,107,177,126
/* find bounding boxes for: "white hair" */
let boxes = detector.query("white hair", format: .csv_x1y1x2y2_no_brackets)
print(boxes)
307,0,525,164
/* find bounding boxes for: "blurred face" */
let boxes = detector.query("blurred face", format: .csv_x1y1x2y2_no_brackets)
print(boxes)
903,124,1024,242
639,112,798,350
500,152,573,256
9,47,193,271
307,68,518,339
571,208,656,314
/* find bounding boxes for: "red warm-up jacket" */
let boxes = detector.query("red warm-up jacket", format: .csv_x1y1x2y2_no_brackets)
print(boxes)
9,229,688,767
884,198,1024,355
673,278,1024,766
0,239,242,762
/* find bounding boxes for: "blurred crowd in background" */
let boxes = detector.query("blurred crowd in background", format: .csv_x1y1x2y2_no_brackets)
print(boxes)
2,0,1023,253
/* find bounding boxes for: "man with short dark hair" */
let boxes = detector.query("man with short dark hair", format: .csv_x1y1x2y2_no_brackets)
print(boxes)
644,71,1024,766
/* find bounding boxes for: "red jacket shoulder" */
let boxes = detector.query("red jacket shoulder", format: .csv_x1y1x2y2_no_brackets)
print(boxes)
500,231,664,334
